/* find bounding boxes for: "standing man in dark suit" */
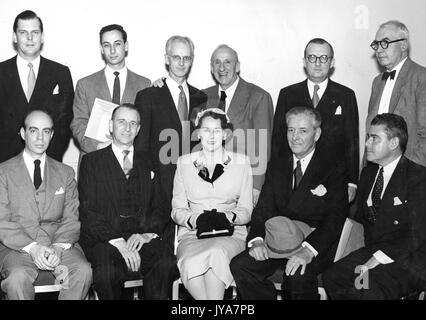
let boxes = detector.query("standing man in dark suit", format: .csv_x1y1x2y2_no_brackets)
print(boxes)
323,114,426,299
366,20,426,167
0,110,92,300
71,24,151,158
0,10,74,163
203,45,274,205
134,35,207,203
230,107,347,300
78,103,178,300
272,38,359,203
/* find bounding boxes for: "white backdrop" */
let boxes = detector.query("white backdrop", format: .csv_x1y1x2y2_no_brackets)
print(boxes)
1,0,425,173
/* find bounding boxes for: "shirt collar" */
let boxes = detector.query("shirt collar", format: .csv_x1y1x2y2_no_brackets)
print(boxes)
167,76,188,91
193,149,232,168
218,76,239,99
381,155,402,177
105,65,127,80
307,78,328,96
111,142,134,159
387,57,408,80
17,54,41,75
293,148,315,171
23,149,46,179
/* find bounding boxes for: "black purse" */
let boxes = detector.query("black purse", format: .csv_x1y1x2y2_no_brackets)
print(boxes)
196,209,234,239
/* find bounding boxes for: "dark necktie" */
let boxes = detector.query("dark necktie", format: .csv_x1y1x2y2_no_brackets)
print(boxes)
112,71,121,104
218,90,227,111
382,70,396,81
372,167,384,208
312,84,320,108
27,62,36,101
293,160,303,191
177,85,188,121
34,159,42,190
122,150,132,178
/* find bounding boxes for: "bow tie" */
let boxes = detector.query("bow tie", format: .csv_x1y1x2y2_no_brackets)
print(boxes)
382,70,396,81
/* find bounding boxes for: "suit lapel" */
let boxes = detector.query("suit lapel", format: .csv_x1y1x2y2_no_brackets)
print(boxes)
122,70,136,103
43,157,58,215
227,78,249,121
30,56,50,104
163,80,183,131
389,59,411,114
97,69,112,102
379,157,407,213
8,56,29,111
300,79,314,108
370,75,387,118
316,80,338,117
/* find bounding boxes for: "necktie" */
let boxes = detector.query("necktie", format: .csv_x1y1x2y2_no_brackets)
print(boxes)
372,167,384,208
293,160,303,191
177,85,188,121
27,62,36,101
112,71,121,104
312,84,320,108
382,70,396,81
34,159,42,190
122,150,132,178
218,90,227,111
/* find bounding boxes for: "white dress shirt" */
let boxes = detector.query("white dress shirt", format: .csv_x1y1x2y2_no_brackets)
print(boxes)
307,78,328,101
105,65,128,103
167,77,190,111
377,57,408,115
16,54,40,101
217,76,240,113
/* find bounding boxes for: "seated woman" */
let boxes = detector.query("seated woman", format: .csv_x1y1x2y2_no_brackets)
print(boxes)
171,108,253,300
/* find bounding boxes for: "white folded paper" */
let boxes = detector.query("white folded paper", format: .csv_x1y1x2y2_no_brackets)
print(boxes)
84,98,118,142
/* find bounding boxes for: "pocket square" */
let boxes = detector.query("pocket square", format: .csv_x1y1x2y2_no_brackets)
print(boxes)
335,106,342,115
310,184,327,196
151,171,155,179
55,187,65,195
393,197,403,206
52,84,59,95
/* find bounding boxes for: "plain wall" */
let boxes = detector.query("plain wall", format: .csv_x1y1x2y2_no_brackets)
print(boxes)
1,0,425,174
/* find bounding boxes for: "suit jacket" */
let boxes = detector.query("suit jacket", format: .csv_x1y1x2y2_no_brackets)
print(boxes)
203,77,274,191
0,153,80,265
366,58,426,167
134,80,207,201
0,56,74,163
248,148,348,257
78,145,169,250
71,68,151,155
272,79,359,186
355,156,426,271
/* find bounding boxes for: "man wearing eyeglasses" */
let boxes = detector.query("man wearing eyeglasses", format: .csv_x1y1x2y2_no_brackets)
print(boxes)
272,38,359,204
71,24,151,162
134,35,207,231
366,20,426,168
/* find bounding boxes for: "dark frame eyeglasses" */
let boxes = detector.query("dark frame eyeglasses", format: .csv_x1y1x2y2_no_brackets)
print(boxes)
370,38,406,51
306,55,331,64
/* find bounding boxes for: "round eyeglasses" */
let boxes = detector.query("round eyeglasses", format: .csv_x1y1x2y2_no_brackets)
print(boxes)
370,38,406,51
306,55,331,64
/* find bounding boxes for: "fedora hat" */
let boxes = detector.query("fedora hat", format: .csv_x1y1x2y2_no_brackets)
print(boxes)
264,216,312,259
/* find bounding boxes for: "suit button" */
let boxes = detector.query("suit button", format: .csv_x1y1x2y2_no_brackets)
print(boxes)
394,220,399,225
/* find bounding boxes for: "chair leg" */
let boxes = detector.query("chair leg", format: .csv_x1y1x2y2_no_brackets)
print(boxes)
172,279,181,300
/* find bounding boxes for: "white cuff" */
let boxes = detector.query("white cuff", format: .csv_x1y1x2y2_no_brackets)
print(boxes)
248,237,263,248
373,250,394,264
302,241,318,257
22,242,37,253
109,237,126,247
348,183,357,189
53,243,71,250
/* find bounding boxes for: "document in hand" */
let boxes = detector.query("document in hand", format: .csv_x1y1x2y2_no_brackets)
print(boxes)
84,98,118,142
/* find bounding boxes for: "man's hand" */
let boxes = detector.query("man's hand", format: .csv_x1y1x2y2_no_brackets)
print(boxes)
360,256,380,274
348,185,357,203
285,247,314,276
126,233,158,251
253,188,261,207
96,139,112,150
47,245,64,268
114,242,141,272
249,240,269,261
29,244,55,271
152,77,165,88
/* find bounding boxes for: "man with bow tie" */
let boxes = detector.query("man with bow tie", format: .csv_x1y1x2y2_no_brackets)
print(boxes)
271,38,359,204
324,113,426,299
366,20,426,167
0,10,74,163
78,103,178,299
230,107,347,300
0,110,92,300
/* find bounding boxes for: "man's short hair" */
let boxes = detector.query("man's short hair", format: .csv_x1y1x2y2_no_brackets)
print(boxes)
379,20,410,41
304,38,334,59
111,103,140,122
285,106,322,129
370,113,408,153
99,24,127,44
22,109,53,129
165,35,195,57
13,10,43,33
210,44,239,63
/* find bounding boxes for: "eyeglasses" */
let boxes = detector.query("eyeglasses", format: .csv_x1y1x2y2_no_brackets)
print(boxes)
370,38,406,51
306,55,331,64
169,55,193,63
